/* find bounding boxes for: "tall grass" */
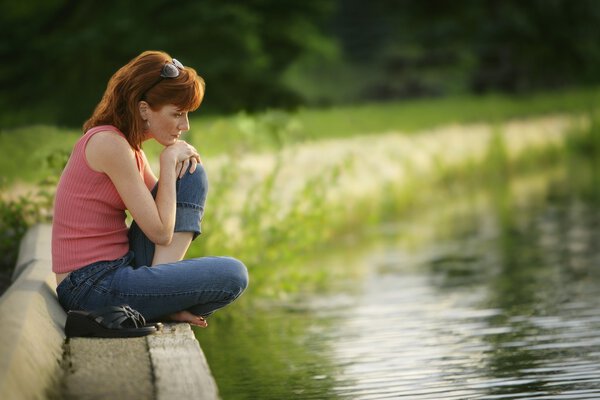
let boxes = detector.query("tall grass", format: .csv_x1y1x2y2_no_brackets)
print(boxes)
2,87,599,185
1,116,597,296
0,152,66,285
1,91,600,295
186,86,600,156
187,113,600,299
0,126,78,185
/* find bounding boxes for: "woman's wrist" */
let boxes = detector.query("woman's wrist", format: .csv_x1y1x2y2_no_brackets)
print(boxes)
159,148,176,164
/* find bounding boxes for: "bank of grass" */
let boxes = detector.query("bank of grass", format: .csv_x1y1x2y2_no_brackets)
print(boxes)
0,126,78,185
189,113,600,299
1,89,599,293
2,86,599,185
185,85,600,155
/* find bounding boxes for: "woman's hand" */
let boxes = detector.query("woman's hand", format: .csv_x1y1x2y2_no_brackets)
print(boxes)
176,156,200,178
160,140,202,178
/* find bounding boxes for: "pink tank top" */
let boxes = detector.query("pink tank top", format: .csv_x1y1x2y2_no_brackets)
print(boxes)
52,125,147,273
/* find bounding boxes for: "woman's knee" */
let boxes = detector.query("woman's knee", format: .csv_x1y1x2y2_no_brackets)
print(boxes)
179,163,208,192
176,163,208,210
223,257,249,295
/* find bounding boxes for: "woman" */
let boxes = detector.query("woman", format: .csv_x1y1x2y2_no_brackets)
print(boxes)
52,50,248,331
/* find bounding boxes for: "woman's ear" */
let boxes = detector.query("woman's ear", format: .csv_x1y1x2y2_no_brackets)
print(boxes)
138,101,149,120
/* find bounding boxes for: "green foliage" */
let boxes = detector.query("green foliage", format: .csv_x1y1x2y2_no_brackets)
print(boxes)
3,1,600,127
187,86,600,158
0,125,78,185
2,97,600,296
563,114,600,202
565,113,600,158
199,119,600,399
233,110,305,149
293,86,600,139
190,112,600,298
2,88,599,187
0,0,333,126
0,151,68,278
190,109,318,156
188,154,348,297
298,0,600,102
0,189,38,273
484,129,511,182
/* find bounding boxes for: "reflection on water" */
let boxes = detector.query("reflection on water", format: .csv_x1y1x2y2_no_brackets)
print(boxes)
200,158,600,399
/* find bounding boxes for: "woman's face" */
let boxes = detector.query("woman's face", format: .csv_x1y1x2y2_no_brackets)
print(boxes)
144,104,190,146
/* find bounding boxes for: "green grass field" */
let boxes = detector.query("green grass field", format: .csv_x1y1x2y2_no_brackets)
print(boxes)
1,86,599,186
2,87,600,294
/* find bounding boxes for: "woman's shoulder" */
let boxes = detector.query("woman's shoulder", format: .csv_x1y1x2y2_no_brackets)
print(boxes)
87,128,131,151
85,124,124,136
85,128,136,173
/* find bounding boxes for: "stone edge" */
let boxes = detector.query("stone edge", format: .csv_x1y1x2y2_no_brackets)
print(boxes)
0,224,65,399
0,224,220,400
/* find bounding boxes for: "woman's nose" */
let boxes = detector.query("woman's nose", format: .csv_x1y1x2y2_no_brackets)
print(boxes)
179,115,190,131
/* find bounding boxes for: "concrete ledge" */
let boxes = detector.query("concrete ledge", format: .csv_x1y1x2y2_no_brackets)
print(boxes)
0,224,219,399
0,224,65,399
149,324,219,399
63,324,219,400
65,336,154,399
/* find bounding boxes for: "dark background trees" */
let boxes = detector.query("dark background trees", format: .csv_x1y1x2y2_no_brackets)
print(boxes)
1,0,599,128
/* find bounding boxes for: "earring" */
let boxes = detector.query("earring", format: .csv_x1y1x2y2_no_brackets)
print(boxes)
144,120,150,130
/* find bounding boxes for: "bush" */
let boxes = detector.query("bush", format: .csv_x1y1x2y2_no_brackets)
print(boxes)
0,150,67,289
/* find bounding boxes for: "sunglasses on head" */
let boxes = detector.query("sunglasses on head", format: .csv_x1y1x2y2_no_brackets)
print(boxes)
160,58,184,78
142,58,184,99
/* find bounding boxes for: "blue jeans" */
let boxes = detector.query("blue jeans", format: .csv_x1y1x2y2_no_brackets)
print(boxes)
56,165,249,321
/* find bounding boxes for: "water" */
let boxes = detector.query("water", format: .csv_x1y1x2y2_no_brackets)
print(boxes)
200,159,600,399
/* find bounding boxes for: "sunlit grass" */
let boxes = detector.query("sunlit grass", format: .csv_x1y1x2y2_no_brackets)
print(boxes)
2,86,598,186
0,125,78,185
187,114,599,299
2,90,600,295
186,86,600,156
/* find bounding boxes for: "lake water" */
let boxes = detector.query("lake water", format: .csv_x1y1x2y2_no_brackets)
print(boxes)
199,157,600,399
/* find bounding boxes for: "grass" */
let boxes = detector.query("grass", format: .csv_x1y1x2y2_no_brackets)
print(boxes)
0,125,78,185
185,113,600,299
2,86,600,185
185,85,600,156
1,88,599,294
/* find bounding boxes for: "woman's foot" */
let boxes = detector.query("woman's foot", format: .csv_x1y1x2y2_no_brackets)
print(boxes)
169,310,208,328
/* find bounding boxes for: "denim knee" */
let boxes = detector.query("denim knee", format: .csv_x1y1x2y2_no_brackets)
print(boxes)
175,164,208,239
223,257,249,297
178,163,208,199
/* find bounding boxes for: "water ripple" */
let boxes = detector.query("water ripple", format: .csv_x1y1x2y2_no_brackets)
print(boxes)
316,259,600,400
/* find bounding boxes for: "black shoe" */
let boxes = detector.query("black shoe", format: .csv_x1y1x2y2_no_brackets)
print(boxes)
65,305,157,338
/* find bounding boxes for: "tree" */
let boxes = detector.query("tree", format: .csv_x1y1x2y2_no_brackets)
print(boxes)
0,0,333,126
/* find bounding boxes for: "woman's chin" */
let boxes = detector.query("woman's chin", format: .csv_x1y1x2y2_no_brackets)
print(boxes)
152,138,176,147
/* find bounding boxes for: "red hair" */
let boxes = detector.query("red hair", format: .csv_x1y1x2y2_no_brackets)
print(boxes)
83,50,205,149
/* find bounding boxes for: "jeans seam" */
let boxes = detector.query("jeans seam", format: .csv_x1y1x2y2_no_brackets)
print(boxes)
85,264,120,294
177,202,201,209
108,288,238,299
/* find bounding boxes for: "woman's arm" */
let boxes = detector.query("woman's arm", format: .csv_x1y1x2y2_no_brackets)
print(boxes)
140,149,158,191
86,131,184,245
